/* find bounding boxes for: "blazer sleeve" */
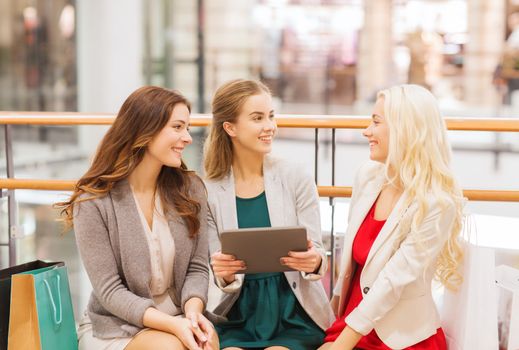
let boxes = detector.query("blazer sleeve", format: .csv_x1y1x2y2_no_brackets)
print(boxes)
181,177,210,311
73,198,154,327
207,188,244,293
292,168,327,281
345,200,456,335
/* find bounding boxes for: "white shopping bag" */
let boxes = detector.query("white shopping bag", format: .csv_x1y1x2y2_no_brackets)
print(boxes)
496,265,519,350
441,241,499,350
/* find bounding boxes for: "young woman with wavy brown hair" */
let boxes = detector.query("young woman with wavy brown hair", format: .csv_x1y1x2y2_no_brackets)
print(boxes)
56,86,217,350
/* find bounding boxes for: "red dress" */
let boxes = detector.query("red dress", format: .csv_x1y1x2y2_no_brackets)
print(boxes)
324,202,446,349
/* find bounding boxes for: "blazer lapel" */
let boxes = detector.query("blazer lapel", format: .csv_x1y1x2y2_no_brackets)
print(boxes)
217,172,239,231
211,159,284,244
216,164,283,230
346,174,385,241
364,191,410,267
337,173,384,314
263,161,285,227
110,180,152,291
167,208,192,303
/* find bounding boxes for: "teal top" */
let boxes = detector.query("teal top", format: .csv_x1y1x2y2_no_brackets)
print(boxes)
215,192,324,350
235,191,272,228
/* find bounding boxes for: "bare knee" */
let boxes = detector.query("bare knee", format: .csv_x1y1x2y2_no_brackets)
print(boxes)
125,329,186,350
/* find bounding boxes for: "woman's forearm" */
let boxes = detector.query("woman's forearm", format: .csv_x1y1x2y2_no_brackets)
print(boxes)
184,297,204,314
330,325,363,350
142,307,177,333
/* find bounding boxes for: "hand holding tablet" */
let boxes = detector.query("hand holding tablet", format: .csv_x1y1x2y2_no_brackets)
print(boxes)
280,240,322,274
210,251,246,283
219,226,308,274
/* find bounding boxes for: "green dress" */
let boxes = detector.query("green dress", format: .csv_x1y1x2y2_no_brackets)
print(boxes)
215,192,325,350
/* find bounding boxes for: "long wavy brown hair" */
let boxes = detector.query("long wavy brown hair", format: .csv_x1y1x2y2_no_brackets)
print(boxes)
56,86,201,237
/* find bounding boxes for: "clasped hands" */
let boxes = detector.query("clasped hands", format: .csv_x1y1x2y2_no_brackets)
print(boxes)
175,311,214,350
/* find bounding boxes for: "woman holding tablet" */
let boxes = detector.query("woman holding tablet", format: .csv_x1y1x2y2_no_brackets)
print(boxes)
204,79,334,350
57,86,216,350
321,85,464,350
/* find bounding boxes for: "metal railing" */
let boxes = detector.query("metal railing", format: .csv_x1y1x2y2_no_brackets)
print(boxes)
1,112,518,289
1,112,519,131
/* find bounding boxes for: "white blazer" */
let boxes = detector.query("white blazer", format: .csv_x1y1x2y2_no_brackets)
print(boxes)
205,156,334,330
334,161,456,349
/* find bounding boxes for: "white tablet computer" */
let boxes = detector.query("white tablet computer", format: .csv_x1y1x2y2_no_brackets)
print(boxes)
220,226,307,274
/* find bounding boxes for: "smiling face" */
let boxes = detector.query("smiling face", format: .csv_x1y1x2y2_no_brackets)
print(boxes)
146,103,192,168
223,92,276,156
363,96,389,163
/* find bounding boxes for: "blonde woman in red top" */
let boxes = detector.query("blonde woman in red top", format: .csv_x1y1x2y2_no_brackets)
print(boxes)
320,84,464,350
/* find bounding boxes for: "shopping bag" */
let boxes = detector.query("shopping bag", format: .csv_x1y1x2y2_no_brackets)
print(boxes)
0,260,61,350
496,264,519,350
441,241,499,350
8,264,78,350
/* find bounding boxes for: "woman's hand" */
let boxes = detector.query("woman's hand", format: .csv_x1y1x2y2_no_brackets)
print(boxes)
281,240,322,273
211,251,246,283
185,311,215,350
142,305,214,350
169,316,203,350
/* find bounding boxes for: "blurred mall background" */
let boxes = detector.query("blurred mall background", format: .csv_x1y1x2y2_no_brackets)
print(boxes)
0,0,518,344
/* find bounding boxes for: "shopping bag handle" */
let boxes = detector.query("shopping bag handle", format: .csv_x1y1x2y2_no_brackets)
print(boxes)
43,274,63,326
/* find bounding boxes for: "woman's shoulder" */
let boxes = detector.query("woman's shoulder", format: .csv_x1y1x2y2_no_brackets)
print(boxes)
201,172,228,193
74,180,128,213
353,160,385,187
357,160,384,178
423,192,457,214
403,192,458,229
72,191,111,221
76,191,108,206
186,172,207,201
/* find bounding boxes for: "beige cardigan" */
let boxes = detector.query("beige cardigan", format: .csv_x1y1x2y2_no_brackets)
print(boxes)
73,176,209,339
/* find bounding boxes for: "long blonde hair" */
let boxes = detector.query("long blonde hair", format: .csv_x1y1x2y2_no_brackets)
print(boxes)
204,79,270,180
379,84,464,290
